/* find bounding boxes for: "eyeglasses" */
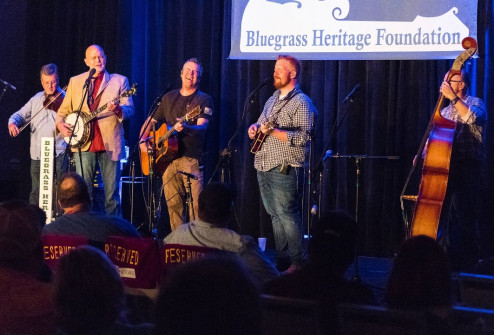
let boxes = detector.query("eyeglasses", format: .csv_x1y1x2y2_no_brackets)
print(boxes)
449,80,463,83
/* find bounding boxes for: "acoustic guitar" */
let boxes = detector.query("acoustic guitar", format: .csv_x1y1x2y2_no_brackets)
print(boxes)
140,106,201,176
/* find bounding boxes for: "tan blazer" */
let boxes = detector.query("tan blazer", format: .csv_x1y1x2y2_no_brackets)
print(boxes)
56,70,134,161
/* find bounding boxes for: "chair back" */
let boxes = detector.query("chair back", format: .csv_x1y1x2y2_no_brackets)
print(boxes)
42,234,89,270
104,236,161,289
160,243,222,278
260,294,324,335
452,306,494,334
459,272,494,309
338,303,429,335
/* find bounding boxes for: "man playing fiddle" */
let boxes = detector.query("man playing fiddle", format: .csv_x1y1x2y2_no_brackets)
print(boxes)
8,63,67,206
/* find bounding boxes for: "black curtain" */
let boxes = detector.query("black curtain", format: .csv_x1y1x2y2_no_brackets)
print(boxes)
0,0,492,257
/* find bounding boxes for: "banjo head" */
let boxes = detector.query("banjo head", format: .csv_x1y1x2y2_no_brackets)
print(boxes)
63,112,90,148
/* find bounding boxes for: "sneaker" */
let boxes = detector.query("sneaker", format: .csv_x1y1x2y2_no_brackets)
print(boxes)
281,264,299,275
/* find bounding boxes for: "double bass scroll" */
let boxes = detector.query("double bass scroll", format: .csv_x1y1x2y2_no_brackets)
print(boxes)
400,37,477,239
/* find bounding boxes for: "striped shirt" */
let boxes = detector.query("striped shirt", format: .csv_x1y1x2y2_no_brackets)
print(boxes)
440,95,487,162
254,85,317,171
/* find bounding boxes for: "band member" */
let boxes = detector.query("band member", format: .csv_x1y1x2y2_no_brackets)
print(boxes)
56,45,134,216
248,55,317,274
438,69,487,271
139,58,213,231
8,63,66,206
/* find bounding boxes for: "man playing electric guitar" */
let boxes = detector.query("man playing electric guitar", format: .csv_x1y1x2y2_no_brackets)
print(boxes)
139,58,213,231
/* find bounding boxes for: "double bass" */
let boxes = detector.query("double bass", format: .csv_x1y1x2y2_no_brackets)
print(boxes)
400,37,477,239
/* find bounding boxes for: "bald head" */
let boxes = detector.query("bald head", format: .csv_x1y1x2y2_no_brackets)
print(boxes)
84,44,106,75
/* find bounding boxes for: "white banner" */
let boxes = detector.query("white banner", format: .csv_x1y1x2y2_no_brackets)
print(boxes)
39,137,54,223
230,0,478,60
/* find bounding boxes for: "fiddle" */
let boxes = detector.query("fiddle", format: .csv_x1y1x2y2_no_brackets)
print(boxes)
43,86,66,112
17,85,67,133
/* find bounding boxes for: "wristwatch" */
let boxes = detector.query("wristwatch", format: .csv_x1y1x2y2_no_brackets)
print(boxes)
451,97,460,105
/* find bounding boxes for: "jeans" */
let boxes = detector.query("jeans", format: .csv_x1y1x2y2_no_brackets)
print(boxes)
162,156,203,231
73,151,121,216
257,166,304,267
30,155,67,208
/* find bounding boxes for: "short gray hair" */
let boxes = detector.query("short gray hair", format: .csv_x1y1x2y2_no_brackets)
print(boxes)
40,63,59,79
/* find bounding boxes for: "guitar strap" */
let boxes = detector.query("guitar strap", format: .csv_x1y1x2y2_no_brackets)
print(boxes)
265,88,299,125
185,90,199,114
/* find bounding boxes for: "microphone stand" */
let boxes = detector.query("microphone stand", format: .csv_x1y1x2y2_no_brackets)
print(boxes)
64,78,91,180
208,78,271,185
124,86,170,234
313,93,357,219
0,82,11,104
208,78,272,233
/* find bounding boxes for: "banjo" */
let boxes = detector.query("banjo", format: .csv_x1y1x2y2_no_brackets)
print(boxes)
64,83,137,148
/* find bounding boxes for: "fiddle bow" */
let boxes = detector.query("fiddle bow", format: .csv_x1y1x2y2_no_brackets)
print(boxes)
18,85,67,133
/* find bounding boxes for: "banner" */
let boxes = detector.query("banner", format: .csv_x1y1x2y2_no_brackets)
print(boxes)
230,0,478,60
39,137,54,223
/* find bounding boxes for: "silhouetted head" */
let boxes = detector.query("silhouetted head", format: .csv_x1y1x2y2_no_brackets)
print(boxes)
308,210,357,273
0,200,43,262
53,245,125,333
385,235,451,310
198,182,233,227
156,255,261,335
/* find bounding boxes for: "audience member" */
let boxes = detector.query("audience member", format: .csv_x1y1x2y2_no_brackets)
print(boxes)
163,182,279,286
0,200,55,335
262,210,375,332
43,172,140,243
384,235,451,310
384,235,452,333
155,255,261,335
53,245,153,335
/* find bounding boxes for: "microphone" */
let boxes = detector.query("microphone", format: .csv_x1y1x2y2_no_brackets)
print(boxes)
248,76,273,101
344,83,360,102
177,170,198,180
311,205,318,216
322,149,333,161
0,78,16,90
139,136,153,144
84,68,96,86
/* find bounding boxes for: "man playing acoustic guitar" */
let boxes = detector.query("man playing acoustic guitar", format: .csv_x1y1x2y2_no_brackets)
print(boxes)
140,58,213,231
248,55,317,274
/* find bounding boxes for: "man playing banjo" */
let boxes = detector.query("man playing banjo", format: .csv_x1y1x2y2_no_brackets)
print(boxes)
56,45,134,216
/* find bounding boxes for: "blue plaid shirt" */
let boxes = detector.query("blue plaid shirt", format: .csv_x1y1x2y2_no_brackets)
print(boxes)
254,85,317,171
440,95,487,161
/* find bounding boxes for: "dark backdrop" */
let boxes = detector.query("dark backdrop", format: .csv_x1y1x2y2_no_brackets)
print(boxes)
0,0,492,258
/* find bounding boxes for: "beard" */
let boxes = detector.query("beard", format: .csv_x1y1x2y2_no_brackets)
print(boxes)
274,76,290,90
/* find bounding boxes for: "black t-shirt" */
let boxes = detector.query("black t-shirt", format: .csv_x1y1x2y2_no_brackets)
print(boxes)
153,89,213,160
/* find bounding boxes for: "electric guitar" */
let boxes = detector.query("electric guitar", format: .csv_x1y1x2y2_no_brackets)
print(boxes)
140,105,202,176
63,83,137,148
250,121,275,154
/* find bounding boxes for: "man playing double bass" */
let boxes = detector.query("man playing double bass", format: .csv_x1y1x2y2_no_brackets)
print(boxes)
438,69,487,271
